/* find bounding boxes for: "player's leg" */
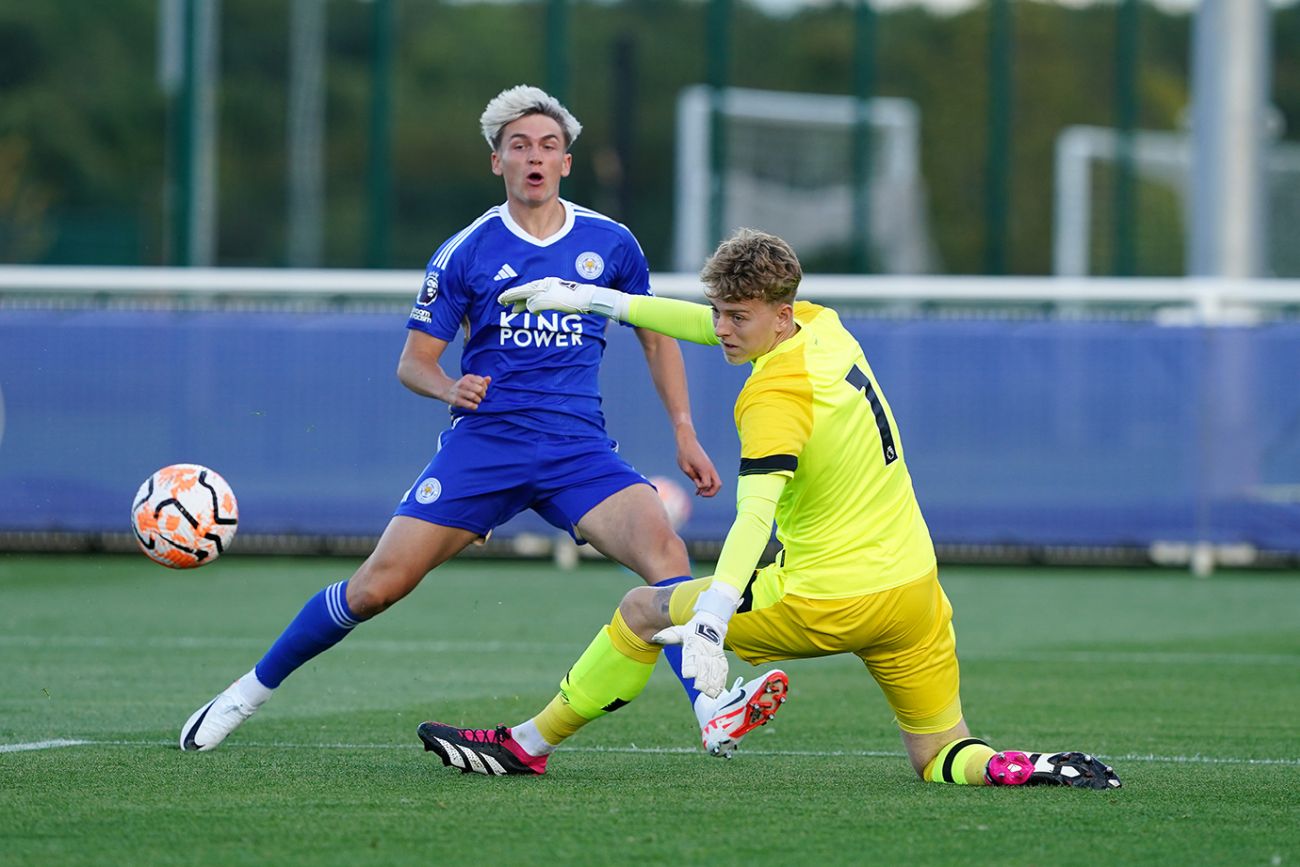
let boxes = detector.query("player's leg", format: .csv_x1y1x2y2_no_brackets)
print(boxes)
665,572,794,757
855,571,980,780
574,481,691,583
343,517,480,617
418,576,780,774
537,449,699,704
903,721,994,784
182,421,521,752
255,516,477,689
573,482,703,709
903,722,1121,789
537,573,796,760
417,577,792,775
852,570,999,784
181,517,478,751
419,584,669,775
864,572,1121,789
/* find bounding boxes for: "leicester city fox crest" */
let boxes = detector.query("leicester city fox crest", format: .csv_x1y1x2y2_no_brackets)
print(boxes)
575,252,604,281
415,477,442,504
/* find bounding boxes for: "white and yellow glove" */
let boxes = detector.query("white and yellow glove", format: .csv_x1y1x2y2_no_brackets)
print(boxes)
651,582,741,698
497,277,629,320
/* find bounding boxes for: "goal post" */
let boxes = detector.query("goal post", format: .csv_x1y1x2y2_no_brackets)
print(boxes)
673,86,939,275
1052,124,1300,278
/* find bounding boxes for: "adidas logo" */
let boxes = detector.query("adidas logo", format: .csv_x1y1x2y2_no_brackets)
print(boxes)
433,736,508,775
493,264,518,282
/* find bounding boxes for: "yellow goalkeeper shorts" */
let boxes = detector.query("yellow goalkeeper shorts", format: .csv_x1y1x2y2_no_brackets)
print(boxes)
670,567,962,734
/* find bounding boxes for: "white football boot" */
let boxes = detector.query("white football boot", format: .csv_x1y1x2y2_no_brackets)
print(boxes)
180,674,270,751
698,669,789,758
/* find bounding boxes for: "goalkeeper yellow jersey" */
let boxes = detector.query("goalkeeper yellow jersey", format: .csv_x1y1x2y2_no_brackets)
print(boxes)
737,301,936,598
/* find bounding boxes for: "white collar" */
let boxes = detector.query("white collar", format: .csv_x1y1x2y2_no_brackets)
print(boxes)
497,198,575,247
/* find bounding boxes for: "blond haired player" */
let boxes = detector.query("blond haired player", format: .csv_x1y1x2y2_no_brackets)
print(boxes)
417,230,1120,790
179,85,721,753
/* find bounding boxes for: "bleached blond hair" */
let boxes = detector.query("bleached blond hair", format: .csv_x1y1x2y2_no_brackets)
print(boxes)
479,85,583,152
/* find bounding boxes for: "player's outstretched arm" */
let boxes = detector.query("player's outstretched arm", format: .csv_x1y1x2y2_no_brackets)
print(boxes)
499,278,719,345
499,277,626,317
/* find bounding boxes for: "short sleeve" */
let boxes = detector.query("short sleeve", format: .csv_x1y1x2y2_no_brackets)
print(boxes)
735,365,814,476
407,248,470,342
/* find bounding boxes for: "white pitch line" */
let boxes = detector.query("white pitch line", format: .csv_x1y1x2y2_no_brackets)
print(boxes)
0,739,90,753
3,738,1297,767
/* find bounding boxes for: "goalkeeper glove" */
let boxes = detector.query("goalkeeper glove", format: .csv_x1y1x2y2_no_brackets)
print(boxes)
497,277,629,320
651,582,741,698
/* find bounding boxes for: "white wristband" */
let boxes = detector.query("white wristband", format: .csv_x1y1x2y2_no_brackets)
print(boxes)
589,287,629,321
693,581,741,622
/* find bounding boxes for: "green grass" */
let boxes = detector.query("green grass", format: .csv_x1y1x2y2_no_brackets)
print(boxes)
2,554,1298,866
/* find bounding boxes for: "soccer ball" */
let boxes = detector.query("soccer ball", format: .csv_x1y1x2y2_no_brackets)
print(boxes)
649,475,693,530
130,464,239,569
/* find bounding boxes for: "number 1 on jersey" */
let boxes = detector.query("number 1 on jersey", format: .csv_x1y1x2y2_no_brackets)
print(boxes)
845,365,898,465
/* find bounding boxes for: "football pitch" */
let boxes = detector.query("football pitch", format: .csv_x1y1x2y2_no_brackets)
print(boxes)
2,554,1298,866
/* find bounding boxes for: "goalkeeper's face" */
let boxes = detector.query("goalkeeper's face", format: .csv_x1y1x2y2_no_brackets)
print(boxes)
710,297,796,365
491,114,572,208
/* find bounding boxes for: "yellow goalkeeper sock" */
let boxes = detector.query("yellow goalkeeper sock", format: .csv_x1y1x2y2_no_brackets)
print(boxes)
533,609,659,746
923,738,997,785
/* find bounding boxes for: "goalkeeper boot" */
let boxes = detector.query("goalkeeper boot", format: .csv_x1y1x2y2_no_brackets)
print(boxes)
418,722,548,776
700,669,789,758
985,750,1122,789
180,678,267,752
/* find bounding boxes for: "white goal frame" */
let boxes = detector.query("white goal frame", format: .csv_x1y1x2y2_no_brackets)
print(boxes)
672,85,935,274
1052,124,1300,278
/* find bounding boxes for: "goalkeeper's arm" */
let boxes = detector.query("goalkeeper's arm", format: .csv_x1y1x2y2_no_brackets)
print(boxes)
498,278,719,346
709,471,788,596
623,295,720,347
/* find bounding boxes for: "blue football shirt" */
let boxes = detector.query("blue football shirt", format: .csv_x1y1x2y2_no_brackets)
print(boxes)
406,199,653,438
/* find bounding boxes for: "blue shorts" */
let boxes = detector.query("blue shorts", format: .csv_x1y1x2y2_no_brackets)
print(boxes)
393,415,649,542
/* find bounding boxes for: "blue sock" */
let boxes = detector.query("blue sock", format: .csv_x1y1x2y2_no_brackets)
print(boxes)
254,580,362,688
652,575,701,707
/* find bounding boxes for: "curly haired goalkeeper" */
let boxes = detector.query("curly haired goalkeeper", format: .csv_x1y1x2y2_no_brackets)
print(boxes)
418,229,1121,791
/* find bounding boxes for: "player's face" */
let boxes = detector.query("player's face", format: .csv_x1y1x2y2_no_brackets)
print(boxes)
491,114,572,207
710,297,795,365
